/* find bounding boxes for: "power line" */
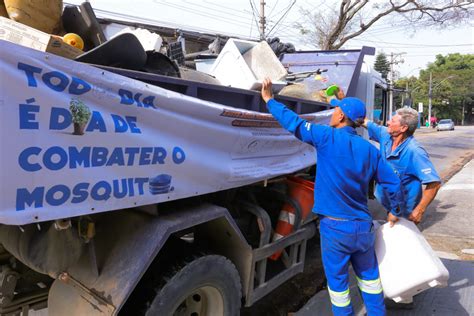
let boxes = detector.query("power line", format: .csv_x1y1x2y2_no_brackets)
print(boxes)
181,1,254,21
350,38,472,52
249,0,261,37
268,0,298,20
73,5,255,39
352,38,472,47
267,0,296,37
249,6,256,38
67,0,255,28
249,0,261,38
268,0,281,18
200,0,258,18
151,0,254,28
402,52,473,57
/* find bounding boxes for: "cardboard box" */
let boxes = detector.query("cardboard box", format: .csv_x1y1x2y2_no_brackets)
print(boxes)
210,38,287,90
0,17,82,59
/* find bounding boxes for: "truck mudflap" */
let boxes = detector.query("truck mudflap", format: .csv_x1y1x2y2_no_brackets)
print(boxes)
46,203,251,315
0,39,333,226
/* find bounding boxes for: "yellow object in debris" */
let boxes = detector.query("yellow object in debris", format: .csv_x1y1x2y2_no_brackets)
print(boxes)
4,0,63,34
63,33,84,50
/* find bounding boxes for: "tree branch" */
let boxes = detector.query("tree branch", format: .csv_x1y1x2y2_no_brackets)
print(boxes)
346,0,369,22
332,0,472,49
299,0,473,50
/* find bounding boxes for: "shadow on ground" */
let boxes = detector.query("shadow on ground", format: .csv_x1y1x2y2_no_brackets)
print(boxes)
385,258,473,316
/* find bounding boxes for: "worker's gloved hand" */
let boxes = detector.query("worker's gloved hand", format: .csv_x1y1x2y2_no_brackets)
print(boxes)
261,78,274,103
387,212,399,227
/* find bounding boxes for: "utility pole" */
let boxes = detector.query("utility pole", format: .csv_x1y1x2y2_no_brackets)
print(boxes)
428,71,433,127
405,81,410,106
427,73,455,128
388,52,405,120
388,53,394,120
259,0,266,40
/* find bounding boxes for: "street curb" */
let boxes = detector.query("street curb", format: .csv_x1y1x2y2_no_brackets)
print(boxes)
440,151,474,183
415,127,438,135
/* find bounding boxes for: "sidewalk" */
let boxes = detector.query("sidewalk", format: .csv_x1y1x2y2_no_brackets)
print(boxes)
296,160,474,316
421,160,474,259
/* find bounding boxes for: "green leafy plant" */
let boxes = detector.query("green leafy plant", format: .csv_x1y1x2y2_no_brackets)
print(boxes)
70,99,91,125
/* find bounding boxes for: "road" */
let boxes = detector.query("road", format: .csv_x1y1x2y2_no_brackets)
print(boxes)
415,126,474,181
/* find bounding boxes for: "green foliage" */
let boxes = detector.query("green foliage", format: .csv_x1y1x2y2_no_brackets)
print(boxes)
70,99,91,125
374,53,390,80
395,53,474,124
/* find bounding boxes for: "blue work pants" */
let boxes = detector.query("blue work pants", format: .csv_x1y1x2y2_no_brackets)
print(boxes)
319,217,385,316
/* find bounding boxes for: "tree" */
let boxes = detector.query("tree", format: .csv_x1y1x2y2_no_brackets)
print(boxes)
296,0,473,50
393,76,418,110
426,54,474,124
396,54,474,124
374,52,390,80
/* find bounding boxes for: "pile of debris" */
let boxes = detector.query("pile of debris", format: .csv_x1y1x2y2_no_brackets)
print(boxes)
0,0,342,103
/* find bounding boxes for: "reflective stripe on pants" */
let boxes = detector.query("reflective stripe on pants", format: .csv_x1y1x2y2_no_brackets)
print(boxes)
356,276,383,294
328,287,351,307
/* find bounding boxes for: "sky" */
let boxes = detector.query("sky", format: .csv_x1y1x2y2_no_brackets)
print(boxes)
65,0,473,78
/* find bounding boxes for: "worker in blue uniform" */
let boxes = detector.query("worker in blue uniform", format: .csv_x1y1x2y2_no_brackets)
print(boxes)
261,78,406,316
363,107,441,224
363,107,441,309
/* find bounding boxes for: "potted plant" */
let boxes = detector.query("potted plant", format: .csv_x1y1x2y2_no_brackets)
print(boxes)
69,99,91,135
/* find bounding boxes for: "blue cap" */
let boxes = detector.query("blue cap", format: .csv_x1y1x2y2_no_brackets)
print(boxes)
330,97,366,122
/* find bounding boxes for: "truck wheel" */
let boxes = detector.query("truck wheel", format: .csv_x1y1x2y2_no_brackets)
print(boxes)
146,255,242,316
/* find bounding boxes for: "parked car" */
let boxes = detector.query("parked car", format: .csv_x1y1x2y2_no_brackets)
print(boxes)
437,119,455,131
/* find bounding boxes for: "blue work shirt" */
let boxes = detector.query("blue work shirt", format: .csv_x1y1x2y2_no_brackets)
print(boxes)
367,121,440,217
266,99,405,221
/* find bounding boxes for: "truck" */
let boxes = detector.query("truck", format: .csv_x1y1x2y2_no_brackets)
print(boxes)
0,15,388,315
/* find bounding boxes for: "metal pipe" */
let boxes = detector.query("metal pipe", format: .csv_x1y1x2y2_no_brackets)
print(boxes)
239,201,272,247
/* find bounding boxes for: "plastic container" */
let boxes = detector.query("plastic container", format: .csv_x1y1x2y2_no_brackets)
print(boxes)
374,218,449,303
210,38,287,90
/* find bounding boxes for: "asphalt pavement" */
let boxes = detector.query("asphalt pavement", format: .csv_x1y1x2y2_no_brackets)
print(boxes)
296,159,474,316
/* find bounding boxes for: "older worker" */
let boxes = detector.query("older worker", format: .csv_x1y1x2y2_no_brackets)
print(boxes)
364,107,441,224
261,78,405,316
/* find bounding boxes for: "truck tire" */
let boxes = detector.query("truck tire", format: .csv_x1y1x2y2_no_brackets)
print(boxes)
145,254,242,316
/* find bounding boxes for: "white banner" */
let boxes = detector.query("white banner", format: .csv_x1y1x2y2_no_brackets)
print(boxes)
0,40,331,225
